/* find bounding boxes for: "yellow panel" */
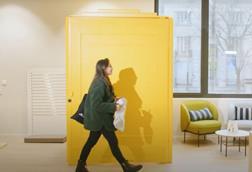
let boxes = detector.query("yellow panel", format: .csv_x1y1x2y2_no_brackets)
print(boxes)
66,14,173,165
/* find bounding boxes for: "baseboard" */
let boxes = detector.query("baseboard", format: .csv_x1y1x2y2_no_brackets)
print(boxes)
173,133,217,139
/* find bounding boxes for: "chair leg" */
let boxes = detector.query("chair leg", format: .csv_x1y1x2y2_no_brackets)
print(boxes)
198,133,200,147
184,132,186,143
204,135,206,141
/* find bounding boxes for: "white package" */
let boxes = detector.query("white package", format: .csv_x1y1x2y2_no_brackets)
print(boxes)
113,97,127,132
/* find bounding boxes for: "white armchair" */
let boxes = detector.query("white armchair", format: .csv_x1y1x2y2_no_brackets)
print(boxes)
227,102,252,131
249,132,252,172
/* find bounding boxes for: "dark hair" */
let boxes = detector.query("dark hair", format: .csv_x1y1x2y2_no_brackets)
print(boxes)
92,58,115,96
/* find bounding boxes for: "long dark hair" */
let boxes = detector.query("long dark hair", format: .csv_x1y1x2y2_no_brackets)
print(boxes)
92,58,115,96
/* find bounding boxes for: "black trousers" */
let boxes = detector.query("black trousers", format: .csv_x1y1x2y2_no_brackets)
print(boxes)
79,127,126,164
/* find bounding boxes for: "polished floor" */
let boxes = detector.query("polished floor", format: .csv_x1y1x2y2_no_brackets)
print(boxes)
0,134,248,172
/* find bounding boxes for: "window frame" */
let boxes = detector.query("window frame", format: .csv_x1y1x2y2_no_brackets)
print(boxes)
155,0,252,98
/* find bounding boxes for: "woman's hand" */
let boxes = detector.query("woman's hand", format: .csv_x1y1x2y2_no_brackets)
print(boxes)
115,97,122,101
116,104,122,111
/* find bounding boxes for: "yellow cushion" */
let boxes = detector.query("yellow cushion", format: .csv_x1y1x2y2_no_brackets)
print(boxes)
187,120,221,134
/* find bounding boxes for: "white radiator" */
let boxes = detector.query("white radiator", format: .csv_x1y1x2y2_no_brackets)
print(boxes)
27,68,66,135
249,131,252,172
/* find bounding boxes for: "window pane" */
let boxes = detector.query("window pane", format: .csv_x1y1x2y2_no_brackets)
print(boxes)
158,0,202,93
209,0,252,94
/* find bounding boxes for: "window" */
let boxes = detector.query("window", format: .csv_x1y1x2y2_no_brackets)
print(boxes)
209,0,252,94
176,36,192,58
231,11,244,26
158,0,202,93
156,0,252,97
176,11,192,26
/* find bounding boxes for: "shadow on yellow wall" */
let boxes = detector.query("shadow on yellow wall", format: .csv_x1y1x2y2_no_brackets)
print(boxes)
100,68,154,162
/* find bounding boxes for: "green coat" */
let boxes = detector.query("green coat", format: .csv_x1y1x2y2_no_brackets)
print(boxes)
83,77,117,131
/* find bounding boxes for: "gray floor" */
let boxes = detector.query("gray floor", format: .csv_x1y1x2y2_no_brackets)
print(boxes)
0,135,248,172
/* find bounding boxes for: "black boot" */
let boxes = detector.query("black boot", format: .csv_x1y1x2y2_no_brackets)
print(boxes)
120,160,143,172
75,160,89,172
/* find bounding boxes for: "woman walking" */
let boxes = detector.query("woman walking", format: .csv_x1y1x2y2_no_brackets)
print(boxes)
75,58,143,172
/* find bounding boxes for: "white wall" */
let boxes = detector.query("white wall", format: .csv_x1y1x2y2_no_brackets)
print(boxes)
1,0,251,137
0,0,154,135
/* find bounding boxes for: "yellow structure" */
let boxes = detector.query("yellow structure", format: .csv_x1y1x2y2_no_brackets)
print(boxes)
66,10,173,165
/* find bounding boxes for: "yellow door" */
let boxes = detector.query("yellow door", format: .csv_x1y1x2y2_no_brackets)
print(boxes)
66,13,173,165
